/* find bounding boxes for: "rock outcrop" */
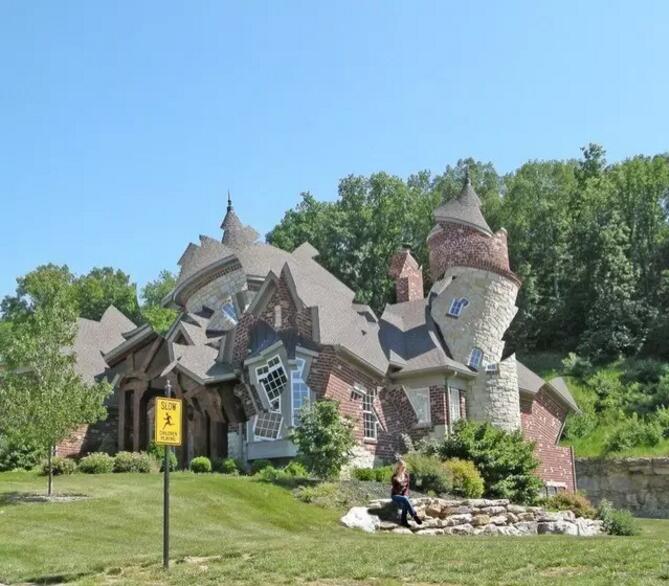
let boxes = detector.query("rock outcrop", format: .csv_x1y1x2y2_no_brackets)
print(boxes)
341,498,603,537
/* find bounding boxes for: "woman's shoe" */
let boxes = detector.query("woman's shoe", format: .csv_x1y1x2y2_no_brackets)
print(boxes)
413,515,423,525
400,519,411,528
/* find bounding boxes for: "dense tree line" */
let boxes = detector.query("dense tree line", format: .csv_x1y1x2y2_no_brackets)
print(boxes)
268,146,669,363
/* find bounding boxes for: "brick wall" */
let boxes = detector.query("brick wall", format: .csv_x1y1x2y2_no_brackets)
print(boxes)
520,389,575,491
428,222,519,284
56,409,119,458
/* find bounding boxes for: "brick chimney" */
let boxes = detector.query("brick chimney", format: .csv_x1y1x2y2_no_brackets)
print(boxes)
388,248,424,303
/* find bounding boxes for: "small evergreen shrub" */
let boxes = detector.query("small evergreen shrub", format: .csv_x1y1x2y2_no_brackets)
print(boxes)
597,499,639,536
545,491,596,519
0,436,43,471
213,457,241,475
373,466,394,483
404,453,452,495
113,451,152,473
40,456,77,476
444,458,484,498
256,465,283,483
604,414,662,453
352,466,393,483
295,482,338,505
436,421,543,503
190,456,212,473
250,459,273,475
79,452,114,474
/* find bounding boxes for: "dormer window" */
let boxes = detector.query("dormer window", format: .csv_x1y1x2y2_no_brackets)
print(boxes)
468,347,483,370
448,297,469,317
222,301,238,324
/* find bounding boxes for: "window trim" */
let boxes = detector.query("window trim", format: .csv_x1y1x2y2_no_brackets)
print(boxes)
448,385,464,431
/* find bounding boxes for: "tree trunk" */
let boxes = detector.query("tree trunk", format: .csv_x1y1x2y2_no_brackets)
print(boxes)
47,446,53,497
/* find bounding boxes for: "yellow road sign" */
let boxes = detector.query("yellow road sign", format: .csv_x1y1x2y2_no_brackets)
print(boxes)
155,397,183,446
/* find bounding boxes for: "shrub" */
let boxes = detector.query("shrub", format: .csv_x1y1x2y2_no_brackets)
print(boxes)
79,452,114,474
562,353,593,379
190,456,212,473
604,414,662,453
250,459,273,475
113,451,152,473
40,456,77,476
654,407,669,439
352,467,375,481
373,466,394,483
436,420,543,503
148,441,178,471
443,458,484,498
404,453,452,495
291,400,355,479
0,436,44,471
213,457,241,475
597,499,639,536
256,465,283,483
545,491,596,519
284,460,309,478
294,482,338,505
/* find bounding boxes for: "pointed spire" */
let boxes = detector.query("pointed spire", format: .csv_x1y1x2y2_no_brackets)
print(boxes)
432,167,491,234
220,190,260,247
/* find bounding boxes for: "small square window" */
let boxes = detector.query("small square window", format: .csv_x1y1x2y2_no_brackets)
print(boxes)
448,297,469,318
485,362,499,374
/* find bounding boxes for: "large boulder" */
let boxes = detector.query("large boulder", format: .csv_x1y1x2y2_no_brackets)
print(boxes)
340,507,380,533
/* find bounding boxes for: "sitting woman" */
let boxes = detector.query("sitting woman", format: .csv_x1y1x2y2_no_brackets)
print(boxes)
390,459,422,527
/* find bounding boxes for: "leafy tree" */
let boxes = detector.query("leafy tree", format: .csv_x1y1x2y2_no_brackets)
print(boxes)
291,400,355,479
74,267,141,322
0,293,112,495
140,270,178,333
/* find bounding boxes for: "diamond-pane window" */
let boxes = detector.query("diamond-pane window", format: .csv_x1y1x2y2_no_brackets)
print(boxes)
254,412,283,440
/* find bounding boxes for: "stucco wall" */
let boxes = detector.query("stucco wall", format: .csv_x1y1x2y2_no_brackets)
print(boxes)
576,457,669,518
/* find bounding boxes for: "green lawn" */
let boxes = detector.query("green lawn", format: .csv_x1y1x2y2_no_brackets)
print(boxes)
1,472,669,585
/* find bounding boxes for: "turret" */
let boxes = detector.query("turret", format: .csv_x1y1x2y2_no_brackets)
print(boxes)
427,173,521,431
221,192,259,247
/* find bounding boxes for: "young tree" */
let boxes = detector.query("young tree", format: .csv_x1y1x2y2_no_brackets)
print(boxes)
291,400,355,479
0,295,111,495
140,270,178,333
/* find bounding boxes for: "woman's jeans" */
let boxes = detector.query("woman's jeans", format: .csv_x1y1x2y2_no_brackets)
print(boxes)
391,495,416,523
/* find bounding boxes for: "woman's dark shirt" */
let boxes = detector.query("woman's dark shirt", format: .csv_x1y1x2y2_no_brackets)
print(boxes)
391,473,410,496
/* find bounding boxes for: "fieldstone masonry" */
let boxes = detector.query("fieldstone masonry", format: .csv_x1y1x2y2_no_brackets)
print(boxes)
469,355,521,431
576,457,669,518
341,498,602,536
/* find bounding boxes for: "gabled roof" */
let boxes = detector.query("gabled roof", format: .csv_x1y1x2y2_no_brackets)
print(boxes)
73,306,137,383
516,361,579,413
380,298,472,378
433,176,492,235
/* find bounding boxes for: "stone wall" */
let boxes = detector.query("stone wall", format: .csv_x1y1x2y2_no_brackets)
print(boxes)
468,355,521,431
431,266,519,366
576,457,669,518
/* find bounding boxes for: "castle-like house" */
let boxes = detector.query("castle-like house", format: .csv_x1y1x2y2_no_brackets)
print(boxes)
61,180,579,492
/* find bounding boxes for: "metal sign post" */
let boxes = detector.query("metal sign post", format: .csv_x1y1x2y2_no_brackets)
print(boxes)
155,380,183,570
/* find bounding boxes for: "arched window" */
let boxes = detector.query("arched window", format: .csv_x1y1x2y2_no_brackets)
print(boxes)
468,347,484,369
448,297,470,317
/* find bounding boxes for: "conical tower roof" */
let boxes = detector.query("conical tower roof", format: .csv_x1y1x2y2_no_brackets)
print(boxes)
220,192,259,247
433,173,492,235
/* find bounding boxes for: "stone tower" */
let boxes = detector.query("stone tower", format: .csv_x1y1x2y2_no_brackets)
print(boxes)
427,174,522,431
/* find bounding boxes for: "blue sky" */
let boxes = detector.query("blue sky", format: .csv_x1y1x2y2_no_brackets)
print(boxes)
1,1,668,302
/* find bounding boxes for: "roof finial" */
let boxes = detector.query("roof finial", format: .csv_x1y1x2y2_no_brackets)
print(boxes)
227,190,233,213
464,166,471,187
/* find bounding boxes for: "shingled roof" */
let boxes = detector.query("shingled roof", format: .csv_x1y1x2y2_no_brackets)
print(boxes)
220,192,260,248
433,175,492,235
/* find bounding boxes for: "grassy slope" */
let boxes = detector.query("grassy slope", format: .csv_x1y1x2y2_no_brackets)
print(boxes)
517,352,669,458
1,472,669,586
